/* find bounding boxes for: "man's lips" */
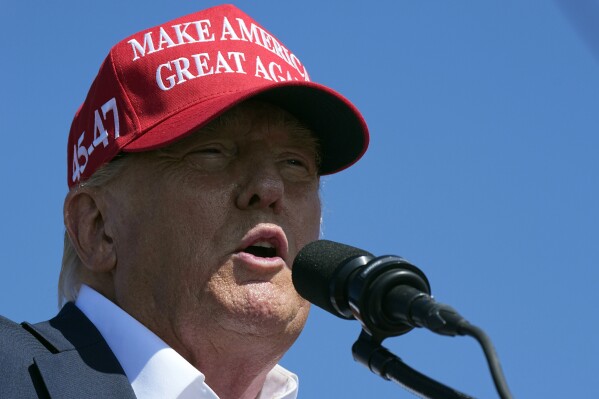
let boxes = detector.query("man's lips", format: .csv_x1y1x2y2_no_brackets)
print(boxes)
234,224,289,268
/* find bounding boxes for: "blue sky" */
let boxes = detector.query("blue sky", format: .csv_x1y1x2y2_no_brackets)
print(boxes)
1,1,598,398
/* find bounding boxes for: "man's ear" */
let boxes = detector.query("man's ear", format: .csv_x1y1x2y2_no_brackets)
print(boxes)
64,188,116,273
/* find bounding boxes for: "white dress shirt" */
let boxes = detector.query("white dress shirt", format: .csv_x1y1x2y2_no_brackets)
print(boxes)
75,285,299,399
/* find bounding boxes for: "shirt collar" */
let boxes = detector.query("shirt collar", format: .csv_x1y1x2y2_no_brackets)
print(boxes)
75,285,298,399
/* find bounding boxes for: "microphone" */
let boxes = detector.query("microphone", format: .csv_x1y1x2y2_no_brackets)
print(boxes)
292,240,470,340
293,240,515,399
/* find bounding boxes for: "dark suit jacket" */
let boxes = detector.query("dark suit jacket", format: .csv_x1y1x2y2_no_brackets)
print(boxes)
0,303,137,398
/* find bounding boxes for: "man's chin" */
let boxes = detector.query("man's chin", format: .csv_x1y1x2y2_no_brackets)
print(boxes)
218,285,309,337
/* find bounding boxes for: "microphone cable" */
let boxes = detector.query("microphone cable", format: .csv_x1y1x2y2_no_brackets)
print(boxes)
293,239,515,399
458,322,513,399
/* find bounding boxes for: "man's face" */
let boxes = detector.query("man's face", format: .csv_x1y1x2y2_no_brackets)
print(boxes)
104,101,321,352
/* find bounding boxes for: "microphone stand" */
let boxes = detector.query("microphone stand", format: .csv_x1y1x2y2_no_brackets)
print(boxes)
342,254,513,398
292,243,514,398
352,330,475,399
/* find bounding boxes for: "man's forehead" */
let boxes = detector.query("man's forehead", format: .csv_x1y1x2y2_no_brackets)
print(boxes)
163,101,319,150
208,100,310,130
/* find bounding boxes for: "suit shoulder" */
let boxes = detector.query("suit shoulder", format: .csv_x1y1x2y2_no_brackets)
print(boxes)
0,315,49,366
0,315,53,397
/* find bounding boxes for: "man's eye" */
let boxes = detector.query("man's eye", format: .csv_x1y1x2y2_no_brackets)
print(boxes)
198,147,224,155
182,145,234,171
286,158,306,167
280,155,317,180
187,144,234,158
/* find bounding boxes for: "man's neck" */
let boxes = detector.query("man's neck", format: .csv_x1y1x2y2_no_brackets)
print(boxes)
167,328,288,399
84,283,300,399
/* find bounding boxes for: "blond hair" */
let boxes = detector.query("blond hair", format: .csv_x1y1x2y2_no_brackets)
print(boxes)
58,155,129,307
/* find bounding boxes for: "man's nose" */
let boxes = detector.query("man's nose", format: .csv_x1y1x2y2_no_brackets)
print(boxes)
235,160,284,213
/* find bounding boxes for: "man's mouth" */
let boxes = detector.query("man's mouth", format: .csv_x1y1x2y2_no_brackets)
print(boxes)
236,224,289,265
243,241,278,258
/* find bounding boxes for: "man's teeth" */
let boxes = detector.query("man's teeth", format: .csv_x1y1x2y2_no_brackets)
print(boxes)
253,241,274,248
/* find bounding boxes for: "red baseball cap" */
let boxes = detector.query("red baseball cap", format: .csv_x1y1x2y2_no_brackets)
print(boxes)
67,4,369,187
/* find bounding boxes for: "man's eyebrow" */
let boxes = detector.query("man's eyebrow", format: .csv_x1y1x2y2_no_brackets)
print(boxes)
285,130,320,150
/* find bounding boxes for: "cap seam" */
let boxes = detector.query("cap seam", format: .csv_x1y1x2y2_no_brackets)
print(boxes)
109,48,142,135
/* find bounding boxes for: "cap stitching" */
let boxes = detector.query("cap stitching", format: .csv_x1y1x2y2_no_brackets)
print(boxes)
108,48,142,136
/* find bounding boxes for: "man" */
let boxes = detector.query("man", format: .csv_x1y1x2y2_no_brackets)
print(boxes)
0,4,368,399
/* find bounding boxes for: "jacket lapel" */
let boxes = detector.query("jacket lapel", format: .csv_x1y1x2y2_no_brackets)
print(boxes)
25,303,137,399
34,350,136,398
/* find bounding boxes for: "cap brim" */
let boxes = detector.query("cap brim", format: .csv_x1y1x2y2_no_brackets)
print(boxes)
123,81,369,175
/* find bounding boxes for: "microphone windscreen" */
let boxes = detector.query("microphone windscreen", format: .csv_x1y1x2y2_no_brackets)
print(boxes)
292,240,373,317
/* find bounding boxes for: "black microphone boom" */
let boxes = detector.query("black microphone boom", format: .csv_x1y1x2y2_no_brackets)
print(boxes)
292,239,514,399
292,239,468,339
